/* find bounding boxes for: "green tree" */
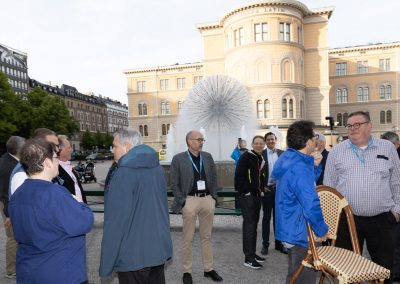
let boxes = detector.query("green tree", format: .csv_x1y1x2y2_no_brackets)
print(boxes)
94,131,104,148
26,88,79,136
103,132,114,149
0,72,19,140
80,129,95,150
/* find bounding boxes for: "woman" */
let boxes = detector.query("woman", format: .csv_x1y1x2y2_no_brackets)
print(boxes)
9,138,94,284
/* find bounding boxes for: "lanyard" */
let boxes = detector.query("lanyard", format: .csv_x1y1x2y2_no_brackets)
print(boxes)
350,138,373,164
187,151,203,179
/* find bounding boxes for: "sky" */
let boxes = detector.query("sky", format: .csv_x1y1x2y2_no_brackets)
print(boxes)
1,0,399,104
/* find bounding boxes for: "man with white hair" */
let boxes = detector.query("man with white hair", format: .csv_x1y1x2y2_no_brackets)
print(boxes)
99,129,173,284
316,134,329,185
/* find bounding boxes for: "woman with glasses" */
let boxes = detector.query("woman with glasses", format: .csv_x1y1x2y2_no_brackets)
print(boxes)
9,138,94,284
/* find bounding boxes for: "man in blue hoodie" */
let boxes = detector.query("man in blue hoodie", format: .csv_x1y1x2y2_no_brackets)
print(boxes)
99,129,173,284
272,120,328,284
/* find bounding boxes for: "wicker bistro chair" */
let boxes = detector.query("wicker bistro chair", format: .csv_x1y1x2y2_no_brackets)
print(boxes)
290,185,390,284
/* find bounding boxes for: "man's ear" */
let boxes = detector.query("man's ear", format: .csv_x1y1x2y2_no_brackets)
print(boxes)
43,158,53,169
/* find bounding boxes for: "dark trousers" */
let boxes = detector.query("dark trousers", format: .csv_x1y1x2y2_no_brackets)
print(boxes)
262,190,276,248
394,224,400,278
240,194,261,261
285,245,318,284
336,212,396,284
118,264,165,284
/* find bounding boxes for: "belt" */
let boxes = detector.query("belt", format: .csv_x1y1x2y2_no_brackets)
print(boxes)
188,192,210,198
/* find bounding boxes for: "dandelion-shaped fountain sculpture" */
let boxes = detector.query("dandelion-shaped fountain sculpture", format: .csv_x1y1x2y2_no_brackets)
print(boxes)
177,75,255,160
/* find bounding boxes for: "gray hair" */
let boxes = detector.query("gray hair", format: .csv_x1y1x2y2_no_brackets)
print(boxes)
58,135,69,149
381,131,399,144
6,136,26,157
114,128,142,147
317,134,326,142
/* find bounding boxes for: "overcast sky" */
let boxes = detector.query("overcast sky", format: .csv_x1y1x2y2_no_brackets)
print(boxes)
1,0,399,104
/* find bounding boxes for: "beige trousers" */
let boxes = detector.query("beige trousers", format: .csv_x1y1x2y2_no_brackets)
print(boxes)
181,195,215,273
0,202,17,274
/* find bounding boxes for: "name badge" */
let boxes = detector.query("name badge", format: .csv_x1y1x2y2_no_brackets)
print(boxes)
197,180,206,191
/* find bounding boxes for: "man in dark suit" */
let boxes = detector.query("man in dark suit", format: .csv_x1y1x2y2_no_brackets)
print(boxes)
0,136,25,279
171,130,222,284
58,135,87,203
261,132,285,255
316,134,329,186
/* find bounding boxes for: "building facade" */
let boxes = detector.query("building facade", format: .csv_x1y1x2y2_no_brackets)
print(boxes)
329,42,400,138
102,97,129,133
0,43,29,94
125,0,333,150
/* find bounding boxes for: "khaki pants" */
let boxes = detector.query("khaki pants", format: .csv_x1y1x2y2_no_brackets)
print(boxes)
181,195,215,273
0,202,17,274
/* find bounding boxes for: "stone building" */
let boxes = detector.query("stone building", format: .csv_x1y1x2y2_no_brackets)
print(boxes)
125,0,333,150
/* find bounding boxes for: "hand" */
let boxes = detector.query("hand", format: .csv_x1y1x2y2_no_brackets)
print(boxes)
315,233,328,242
4,217,11,228
391,210,400,222
310,151,323,167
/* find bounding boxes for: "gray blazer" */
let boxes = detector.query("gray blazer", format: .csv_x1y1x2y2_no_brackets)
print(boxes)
170,151,218,213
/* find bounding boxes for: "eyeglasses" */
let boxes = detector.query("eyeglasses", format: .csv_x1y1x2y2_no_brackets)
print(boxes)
345,121,369,130
190,138,206,143
52,156,59,160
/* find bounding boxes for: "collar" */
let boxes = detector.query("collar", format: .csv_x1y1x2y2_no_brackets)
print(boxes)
9,153,19,161
347,137,375,150
59,160,72,167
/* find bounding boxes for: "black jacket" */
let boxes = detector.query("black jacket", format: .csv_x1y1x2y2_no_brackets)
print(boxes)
235,150,266,195
58,165,87,204
316,149,329,186
0,153,18,216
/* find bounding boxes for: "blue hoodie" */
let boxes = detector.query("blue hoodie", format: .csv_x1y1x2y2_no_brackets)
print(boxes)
99,144,173,277
272,148,328,248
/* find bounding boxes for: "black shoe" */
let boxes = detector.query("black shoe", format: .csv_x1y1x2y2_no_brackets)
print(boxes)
204,270,223,282
183,273,192,284
244,259,263,269
393,276,400,282
275,242,288,254
255,254,266,263
261,246,268,255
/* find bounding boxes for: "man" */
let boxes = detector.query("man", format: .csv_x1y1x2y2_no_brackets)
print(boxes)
273,120,328,284
0,136,25,279
316,134,329,185
236,135,267,269
171,130,222,284
261,132,285,255
10,128,59,195
230,138,247,163
100,129,172,284
58,135,87,203
324,111,400,284
381,131,400,282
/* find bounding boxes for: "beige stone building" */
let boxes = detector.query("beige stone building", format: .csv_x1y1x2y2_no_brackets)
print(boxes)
329,42,400,138
124,0,333,150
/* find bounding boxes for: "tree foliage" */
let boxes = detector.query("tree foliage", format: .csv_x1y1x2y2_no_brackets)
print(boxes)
81,130,114,150
0,72,19,140
80,129,96,150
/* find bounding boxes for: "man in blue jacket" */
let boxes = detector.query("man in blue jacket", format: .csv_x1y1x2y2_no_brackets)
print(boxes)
99,129,173,284
272,120,328,284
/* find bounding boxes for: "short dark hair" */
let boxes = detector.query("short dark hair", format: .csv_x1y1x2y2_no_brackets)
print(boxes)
287,120,315,150
20,139,56,176
264,132,277,140
58,135,70,150
6,136,25,156
32,128,57,139
252,135,265,143
381,131,399,143
348,111,370,122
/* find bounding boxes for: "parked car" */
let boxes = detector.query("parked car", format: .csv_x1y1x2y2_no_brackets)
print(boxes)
85,153,105,161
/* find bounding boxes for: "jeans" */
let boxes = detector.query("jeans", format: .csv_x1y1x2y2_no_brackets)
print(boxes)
240,194,261,261
285,245,318,284
262,190,275,248
118,264,165,284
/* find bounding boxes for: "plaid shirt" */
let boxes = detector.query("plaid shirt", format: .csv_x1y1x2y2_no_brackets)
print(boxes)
324,137,400,216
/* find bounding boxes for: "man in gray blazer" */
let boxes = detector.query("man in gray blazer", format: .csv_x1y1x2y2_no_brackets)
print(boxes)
171,130,223,284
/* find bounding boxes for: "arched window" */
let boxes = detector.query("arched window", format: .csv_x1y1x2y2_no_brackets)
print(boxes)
138,102,147,116
386,85,391,99
282,60,292,82
300,100,304,118
264,99,270,118
380,111,386,124
139,125,144,136
144,125,148,136
336,88,348,103
343,113,349,126
282,99,287,118
162,124,167,135
178,101,184,112
387,110,392,123
288,99,294,118
257,100,263,119
161,101,171,115
337,113,343,126
357,87,369,101
380,85,392,100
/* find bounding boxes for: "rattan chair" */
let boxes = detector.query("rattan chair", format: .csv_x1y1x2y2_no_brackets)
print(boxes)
290,185,390,284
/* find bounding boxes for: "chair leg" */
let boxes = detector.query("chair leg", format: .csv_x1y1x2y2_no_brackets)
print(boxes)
318,273,325,284
290,264,305,284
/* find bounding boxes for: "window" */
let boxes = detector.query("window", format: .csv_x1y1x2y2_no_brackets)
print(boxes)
264,99,271,118
137,81,146,92
356,61,368,74
194,76,203,84
160,79,169,91
282,59,292,82
162,124,171,135
336,88,348,103
178,101,184,112
343,113,349,125
234,28,244,47
380,111,386,124
337,113,343,126
282,97,294,118
254,23,268,42
138,102,147,116
279,22,291,41
297,26,302,44
161,101,170,115
139,125,143,136
144,125,148,136
335,63,347,76
357,87,369,101
257,100,263,119
379,85,391,100
387,110,392,124
177,78,186,89
379,58,391,71
282,99,287,118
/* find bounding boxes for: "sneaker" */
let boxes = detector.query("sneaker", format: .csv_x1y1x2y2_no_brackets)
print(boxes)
261,246,268,255
244,259,263,269
255,254,266,263
5,273,16,279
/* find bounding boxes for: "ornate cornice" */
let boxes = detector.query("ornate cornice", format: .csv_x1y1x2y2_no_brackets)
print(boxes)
123,62,204,74
329,42,400,54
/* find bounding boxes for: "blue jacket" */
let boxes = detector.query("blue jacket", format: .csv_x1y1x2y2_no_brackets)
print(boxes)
9,179,94,284
99,144,173,277
272,148,328,248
